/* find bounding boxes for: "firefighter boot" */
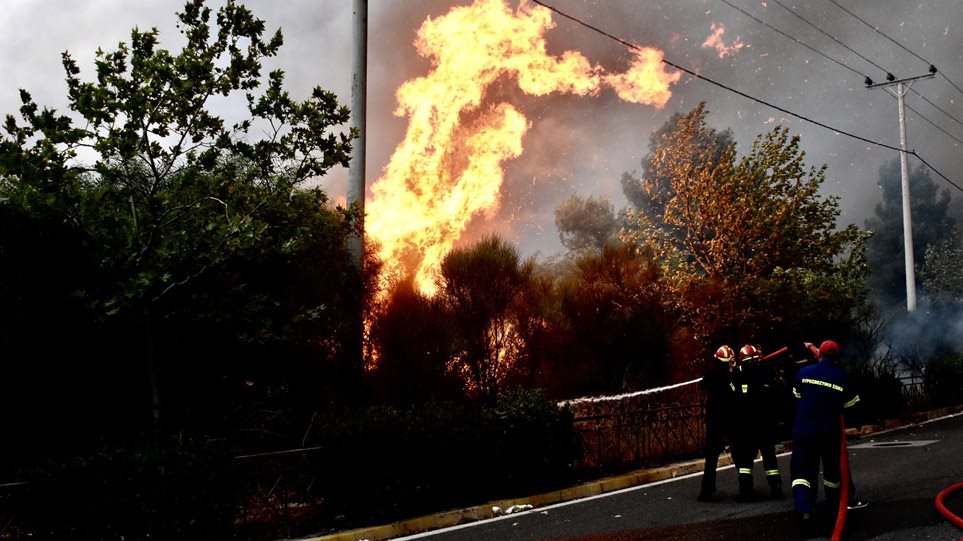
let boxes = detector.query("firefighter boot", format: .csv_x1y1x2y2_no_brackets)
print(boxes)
768,474,783,499
735,472,756,502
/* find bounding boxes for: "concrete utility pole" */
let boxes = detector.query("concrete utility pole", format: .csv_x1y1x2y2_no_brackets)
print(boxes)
346,0,368,385
347,0,367,266
867,69,936,313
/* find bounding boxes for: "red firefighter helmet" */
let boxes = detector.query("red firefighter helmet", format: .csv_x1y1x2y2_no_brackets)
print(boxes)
739,344,761,362
714,345,735,363
819,340,841,358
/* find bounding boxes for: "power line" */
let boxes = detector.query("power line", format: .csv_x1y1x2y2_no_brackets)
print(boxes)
768,0,892,79
716,0,866,80
912,151,963,193
826,0,928,66
718,0,963,145
910,88,963,130
527,0,963,194
716,1,963,175
905,101,963,147
827,0,963,103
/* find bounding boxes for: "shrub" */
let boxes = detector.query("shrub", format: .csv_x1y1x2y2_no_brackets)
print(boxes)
309,389,580,530
924,352,963,408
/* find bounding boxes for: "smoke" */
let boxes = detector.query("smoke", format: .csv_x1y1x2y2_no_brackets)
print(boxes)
879,298,963,362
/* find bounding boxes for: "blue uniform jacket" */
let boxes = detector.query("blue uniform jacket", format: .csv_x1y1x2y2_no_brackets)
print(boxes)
791,359,860,440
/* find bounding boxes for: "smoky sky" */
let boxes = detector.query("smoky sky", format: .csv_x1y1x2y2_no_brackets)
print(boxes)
2,0,962,257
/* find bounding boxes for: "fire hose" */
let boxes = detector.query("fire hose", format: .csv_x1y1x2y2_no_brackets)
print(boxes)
935,481,963,531
832,416,849,541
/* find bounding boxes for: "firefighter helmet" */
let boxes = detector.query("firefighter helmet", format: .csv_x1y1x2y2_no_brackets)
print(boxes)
819,340,840,359
739,344,761,362
714,345,735,363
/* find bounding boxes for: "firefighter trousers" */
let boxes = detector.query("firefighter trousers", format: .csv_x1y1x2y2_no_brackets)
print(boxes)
733,443,781,495
790,433,842,515
700,418,728,495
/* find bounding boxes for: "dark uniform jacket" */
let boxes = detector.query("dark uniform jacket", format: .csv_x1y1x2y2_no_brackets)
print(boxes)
791,358,860,440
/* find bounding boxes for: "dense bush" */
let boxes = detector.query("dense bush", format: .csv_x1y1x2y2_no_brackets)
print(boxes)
5,439,236,540
309,388,580,530
924,352,963,408
846,357,907,424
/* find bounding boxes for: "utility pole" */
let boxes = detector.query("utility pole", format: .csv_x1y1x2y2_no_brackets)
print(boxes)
347,0,367,264
866,68,936,312
346,0,367,391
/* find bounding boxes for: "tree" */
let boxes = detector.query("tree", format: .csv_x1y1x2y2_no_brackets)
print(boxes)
922,226,963,300
556,244,670,393
0,0,355,442
864,158,956,311
623,104,867,344
368,279,462,407
621,107,734,228
438,236,534,399
554,194,619,253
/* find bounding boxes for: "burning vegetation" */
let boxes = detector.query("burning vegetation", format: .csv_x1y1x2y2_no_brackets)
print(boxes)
366,0,680,297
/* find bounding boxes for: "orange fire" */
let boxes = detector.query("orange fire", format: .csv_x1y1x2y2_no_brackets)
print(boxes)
366,0,680,297
702,22,744,59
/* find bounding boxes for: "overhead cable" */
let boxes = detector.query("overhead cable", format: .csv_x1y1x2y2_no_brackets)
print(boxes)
827,0,963,102
719,0,963,143
905,102,963,147
527,0,962,194
717,0,865,80
768,0,892,79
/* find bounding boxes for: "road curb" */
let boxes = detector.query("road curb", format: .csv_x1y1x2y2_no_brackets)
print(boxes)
298,405,963,541
297,455,731,541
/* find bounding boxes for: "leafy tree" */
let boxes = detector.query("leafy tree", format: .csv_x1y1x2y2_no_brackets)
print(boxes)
623,104,868,344
555,244,670,393
368,279,462,408
0,0,356,442
554,194,619,253
621,107,733,228
865,158,956,310
437,236,534,399
922,226,963,300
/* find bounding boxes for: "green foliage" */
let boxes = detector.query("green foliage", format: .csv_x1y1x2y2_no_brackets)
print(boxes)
0,0,360,447
311,389,580,529
554,194,619,253
8,440,236,540
555,244,670,393
922,226,963,301
622,104,868,344
368,279,462,407
621,106,734,225
438,235,536,398
864,158,956,310
923,352,963,408
845,354,908,423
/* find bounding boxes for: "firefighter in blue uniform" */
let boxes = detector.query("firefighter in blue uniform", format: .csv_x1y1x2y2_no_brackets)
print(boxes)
697,345,736,501
731,344,783,501
790,339,861,532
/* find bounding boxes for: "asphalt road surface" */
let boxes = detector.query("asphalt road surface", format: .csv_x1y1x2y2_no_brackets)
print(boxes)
400,413,963,541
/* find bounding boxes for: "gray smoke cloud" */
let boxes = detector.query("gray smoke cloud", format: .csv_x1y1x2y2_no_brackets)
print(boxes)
3,1,961,258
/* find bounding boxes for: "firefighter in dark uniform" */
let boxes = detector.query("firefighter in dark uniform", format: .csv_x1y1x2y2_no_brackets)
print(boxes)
697,345,736,501
790,339,861,533
731,344,783,501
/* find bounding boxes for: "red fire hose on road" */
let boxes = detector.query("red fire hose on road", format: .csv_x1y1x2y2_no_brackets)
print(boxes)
935,481,963,531
832,417,850,541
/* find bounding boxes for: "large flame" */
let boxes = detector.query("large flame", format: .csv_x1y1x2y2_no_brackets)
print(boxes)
366,0,681,296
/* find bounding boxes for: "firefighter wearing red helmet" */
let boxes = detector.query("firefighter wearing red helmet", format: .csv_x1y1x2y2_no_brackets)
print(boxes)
730,344,783,502
697,345,737,501
790,339,861,534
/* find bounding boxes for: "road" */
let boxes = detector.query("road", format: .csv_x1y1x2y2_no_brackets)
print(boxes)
400,413,963,540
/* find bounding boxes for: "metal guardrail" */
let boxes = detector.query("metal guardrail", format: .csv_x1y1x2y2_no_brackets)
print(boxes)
572,402,705,472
